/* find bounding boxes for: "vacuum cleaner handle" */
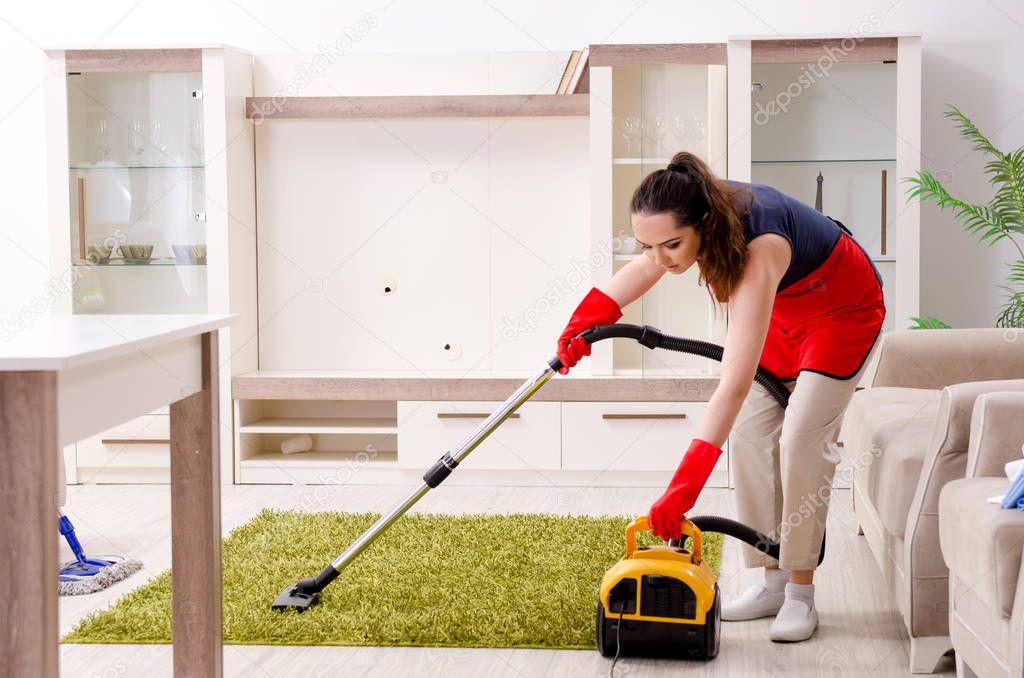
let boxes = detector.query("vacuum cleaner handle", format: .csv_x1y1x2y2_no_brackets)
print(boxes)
626,515,703,565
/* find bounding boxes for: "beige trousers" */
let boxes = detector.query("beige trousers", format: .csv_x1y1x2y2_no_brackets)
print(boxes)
730,335,880,571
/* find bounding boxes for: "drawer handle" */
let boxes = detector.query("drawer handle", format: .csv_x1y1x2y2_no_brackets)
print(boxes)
101,438,170,445
601,413,687,420
437,413,521,420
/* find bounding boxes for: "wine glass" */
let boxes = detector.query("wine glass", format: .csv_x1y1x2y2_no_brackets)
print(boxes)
647,116,668,157
689,115,707,141
151,120,168,165
128,119,147,166
190,118,204,165
670,116,687,145
621,116,641,157
94,119,112,162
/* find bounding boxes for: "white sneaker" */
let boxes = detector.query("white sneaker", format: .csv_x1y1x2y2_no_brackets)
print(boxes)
722,568,788,621
769,583,818,642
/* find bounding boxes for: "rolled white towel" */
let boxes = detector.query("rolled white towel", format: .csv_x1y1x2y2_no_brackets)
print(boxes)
281,434,314,455
1007,458,1024,481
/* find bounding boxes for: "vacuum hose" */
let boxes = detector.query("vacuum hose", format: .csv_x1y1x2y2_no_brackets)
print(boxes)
563,324,824,566
686,515,825,567
560,324,792,409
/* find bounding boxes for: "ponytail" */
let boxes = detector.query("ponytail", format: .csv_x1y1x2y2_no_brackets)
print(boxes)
629,151,752,307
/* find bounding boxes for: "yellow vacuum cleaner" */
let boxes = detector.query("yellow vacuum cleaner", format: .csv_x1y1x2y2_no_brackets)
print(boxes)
597,515,720,660
595,510,826,662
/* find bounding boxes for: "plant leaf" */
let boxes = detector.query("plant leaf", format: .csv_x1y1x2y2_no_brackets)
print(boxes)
908,316,952,330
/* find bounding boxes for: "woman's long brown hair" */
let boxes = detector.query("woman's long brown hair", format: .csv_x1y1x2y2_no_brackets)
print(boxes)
629,151,752,309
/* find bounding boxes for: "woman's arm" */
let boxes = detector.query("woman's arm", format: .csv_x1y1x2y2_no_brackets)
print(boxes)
694,233,791,447
601,250,667,309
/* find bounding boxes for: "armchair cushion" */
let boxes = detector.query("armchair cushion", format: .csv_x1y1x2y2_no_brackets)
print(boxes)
843,387,943,537
940,477,1024,619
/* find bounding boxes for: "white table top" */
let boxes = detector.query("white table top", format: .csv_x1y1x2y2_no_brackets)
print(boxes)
0,314,236,371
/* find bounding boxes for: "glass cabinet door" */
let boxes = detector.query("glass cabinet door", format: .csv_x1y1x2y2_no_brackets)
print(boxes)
67,70,207,313
749,60,897,332
609,62,728,376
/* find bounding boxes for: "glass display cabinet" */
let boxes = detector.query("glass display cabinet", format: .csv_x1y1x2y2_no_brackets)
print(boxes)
45,46,258,482
729,36,921,335
589,44,730,377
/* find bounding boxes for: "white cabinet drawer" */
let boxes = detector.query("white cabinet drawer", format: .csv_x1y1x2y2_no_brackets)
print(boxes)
398,401,561,471
562,402,726,476
75,413,170,470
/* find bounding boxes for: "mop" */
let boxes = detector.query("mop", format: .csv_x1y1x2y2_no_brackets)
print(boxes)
58,510,143,596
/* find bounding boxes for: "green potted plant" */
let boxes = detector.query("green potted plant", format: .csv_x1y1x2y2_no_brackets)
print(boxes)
904,104,1024,328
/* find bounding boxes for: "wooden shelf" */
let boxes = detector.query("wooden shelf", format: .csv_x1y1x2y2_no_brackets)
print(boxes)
238,417,398,435
232,373,720,402
751,158,895,165
589,43,727,67
245,93,589,120
613,157,672,165
240,450,399,467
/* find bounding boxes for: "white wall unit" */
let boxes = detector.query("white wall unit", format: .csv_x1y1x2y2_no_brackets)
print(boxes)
44,42,919,488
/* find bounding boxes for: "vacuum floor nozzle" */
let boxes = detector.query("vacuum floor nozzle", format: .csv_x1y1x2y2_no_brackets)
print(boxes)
271,580,320,612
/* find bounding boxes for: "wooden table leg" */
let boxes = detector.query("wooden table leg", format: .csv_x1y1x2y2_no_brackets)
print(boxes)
0,371,58,678
169,332,222,677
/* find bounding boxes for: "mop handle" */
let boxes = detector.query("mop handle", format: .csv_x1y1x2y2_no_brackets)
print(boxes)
58,509,88,564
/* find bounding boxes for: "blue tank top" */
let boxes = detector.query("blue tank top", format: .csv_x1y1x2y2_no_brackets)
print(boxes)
724,180,882,293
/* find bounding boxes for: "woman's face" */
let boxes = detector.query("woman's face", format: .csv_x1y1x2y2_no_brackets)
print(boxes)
630,211,701,274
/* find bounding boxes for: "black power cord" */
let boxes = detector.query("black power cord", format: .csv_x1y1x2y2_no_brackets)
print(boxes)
610,608,624,678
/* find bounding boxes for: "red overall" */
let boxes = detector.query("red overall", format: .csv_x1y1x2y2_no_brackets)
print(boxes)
758,232,885,381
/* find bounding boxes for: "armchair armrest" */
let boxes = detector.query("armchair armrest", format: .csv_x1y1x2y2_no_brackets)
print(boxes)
966,391,1024,479
905,380,1024,636
869,329,1024,390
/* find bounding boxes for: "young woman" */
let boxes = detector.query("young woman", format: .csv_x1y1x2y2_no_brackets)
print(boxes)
555,151,884,642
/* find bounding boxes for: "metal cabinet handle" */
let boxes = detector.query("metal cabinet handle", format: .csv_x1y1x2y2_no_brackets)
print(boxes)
437,412,521,420
880,169,888,256
101,438,170,445
602,413,687,420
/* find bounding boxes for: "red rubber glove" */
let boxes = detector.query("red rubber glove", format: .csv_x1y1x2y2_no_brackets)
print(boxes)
648,439,723,541
555,287,622,375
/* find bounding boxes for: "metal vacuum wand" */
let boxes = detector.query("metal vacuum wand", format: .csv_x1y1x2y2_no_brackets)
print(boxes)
271,361,558,611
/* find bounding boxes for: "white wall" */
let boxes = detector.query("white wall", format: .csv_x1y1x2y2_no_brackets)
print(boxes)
4,0,1022,329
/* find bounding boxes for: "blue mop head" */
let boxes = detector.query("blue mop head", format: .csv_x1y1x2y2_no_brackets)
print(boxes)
58,513,143,596
59,556,144,596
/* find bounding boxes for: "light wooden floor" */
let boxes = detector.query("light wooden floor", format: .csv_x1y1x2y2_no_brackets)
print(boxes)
59,483,956,677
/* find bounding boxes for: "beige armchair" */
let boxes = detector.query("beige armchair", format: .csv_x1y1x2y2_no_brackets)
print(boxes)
839,329,1024,673
939,391,1024,678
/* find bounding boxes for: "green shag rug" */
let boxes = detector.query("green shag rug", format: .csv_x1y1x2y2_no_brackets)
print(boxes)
64,509,721,649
